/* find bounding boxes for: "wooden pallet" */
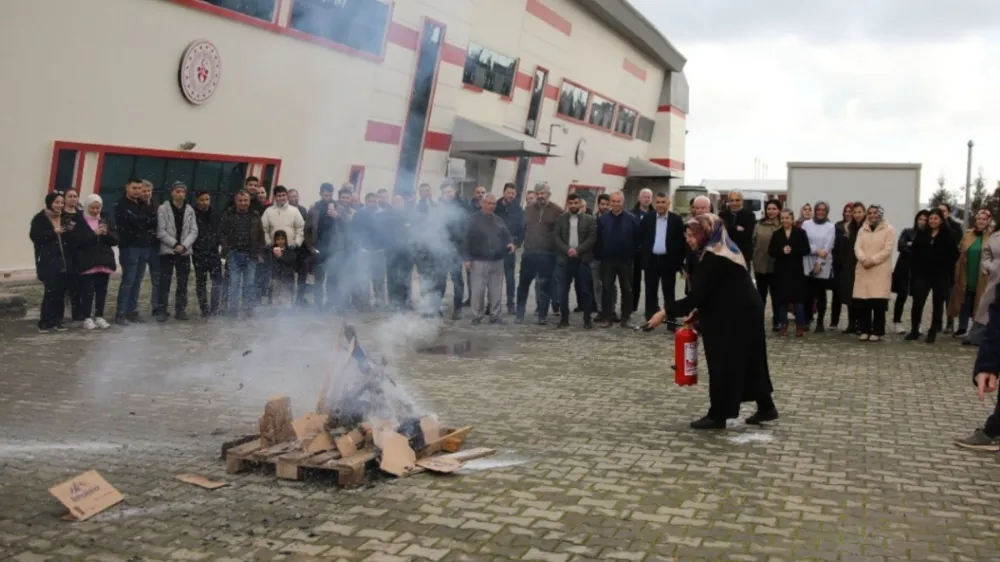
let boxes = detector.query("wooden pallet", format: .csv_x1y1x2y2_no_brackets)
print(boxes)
223,438,376,487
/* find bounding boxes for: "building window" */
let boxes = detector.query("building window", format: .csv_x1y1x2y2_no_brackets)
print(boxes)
523,68,549,136
635,115,655,142
52,149,79,192
615,107,638,137
395,21,444,195
201,0,276,21
462,42,517,97
99,154,251,224
289,0,391,57
588,94,616,130
556,82,590,121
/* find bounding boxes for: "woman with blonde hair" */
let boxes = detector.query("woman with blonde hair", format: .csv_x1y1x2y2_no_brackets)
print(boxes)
853,205,896,341
950,209,994,338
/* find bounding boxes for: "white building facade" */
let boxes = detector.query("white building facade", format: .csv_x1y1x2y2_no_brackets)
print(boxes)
1,0,688,273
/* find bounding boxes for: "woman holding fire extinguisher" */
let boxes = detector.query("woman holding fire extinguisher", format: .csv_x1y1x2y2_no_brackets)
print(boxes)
638,213,778,430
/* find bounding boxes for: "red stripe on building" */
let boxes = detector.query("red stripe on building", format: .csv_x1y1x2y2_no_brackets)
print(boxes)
526,0,572,36
387,22,420,50
530,156,547,165
424,131,452,151
514,71,534,91
657,105,686,117
441,42,467,66
601,163,628,177
544,84,560,100
365,121,402,145
650,158,685,171
623,59,646,81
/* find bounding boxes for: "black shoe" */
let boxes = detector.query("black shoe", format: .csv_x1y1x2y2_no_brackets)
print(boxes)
156,313,168,323
200,311,211,319
904,332,920,341
746,408,779,425
619,318,632,329
128,312,145,323
536,317,547,326
583,319,593,330
507,307,516,316
772,325,781,332
557,320,569,328
573,306,583,313
175,310,189,321
953,329,968,338
925,332,937,344
603,321,615,328
471,318,482,325
115,315,130,326
514,316,524,325
489,317,505,325
814,324,825,333
690,416,726,430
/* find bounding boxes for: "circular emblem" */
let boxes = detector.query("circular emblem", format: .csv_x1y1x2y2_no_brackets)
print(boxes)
574,139,586,166
178,40,221,105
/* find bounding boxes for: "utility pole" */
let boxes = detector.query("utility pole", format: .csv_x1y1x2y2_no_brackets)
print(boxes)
965,140,974,227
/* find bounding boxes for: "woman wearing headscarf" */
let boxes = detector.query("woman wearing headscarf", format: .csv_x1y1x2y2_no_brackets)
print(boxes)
968,229,1000,346
801,201,836,331
836,202,867,334
891,210,929,334
74,194,118,329
853,205,896,341
639,214,778,430
949,209,994,338
29,192,74,333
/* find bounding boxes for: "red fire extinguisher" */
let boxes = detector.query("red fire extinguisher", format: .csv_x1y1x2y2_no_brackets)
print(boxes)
674,323,698,386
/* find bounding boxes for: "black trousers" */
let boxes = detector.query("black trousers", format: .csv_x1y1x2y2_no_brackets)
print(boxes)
158,254,192,314
66,273,84,322
830,267,842,325
910,275,950,334
39,274,68,329
755,273,781,328
601,260,634,320
516,252,556,320
644,255,677,320
79,273,110,319
559,259,593,322
805,277,830,326
892,286,909,324
387,253,413,309
195,258,223,315
856,298,887,337
632,257,643,313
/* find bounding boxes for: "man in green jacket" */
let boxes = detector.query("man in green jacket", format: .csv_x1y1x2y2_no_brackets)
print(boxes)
554,193,597,329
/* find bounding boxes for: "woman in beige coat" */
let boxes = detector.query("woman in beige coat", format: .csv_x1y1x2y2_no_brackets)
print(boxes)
967,229,1000,345
949,210,993,337
853,205,896,341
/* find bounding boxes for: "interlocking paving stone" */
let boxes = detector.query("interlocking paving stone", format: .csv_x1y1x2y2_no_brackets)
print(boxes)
1,277,999,561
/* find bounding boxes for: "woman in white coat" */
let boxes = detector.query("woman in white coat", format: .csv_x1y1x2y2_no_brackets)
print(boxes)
801,201,836,331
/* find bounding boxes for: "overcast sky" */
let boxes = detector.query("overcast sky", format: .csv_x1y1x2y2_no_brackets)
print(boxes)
632,0,1000,199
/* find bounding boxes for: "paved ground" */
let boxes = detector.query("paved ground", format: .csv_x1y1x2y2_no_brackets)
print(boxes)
1,277,998,562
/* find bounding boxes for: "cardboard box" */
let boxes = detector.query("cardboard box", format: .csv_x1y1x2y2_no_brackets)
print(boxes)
49,470,124,521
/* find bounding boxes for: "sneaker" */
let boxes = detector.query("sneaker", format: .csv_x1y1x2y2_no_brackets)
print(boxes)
953,329,967,338
954,428,1000,452
83,318,97,330
869,335,881,342
859,334,870,341
115,315,130,327
53,325,68,332
489,317,505,325
175,310,189,321
893,322,906,335
37,327,54,334
904,332,919,341
94,317,111,329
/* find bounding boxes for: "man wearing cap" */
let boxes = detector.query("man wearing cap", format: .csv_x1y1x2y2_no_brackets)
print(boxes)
155,182,199,321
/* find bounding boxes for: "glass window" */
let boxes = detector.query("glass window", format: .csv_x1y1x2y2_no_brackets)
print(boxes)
557,82,590,121
202,0,276,21
262,163,276,193
636,115,655,142
462,42,517,97
615,107,638,137
588,95,616,130
523,68,548,137
395,21,443,195
53,149,78,192
289,0,391,57
164,159,197,200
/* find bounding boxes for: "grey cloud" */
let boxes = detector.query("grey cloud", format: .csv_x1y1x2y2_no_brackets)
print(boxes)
633,0,1000,44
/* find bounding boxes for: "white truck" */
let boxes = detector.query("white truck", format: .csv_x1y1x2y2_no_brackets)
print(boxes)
786,162,922,266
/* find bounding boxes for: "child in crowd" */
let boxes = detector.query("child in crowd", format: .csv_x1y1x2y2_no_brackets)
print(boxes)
269,230,297,306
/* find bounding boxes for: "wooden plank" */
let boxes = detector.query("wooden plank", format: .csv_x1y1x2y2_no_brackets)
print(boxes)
251,442,298,461
419,426,473,457
227,439,265,459
409,448,496,476
220,434,260,459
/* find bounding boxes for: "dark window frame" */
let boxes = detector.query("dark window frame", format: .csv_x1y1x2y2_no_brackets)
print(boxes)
635,115,655,142
614,105,639,138
287,0,393,58
523,66,549,137
588,93,617,130
462,41,519,99
394,19,445,196
556,80,591,122
200,0,277,22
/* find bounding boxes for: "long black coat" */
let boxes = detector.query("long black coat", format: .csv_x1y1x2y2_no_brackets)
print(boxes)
29,211,73,282
668,252,773,419
719,208,757,265
891,227,917,294
835,221,864,306
768,226,810,305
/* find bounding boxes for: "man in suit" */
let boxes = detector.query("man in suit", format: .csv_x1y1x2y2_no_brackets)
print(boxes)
640,192,686,322
719,190,757,267
554,193,597,329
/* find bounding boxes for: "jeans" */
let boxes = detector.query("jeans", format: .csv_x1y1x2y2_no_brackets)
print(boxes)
195,257,223,315
503,252,517,310
115,246,148,318
158,254,192,315
227,251,257,312
644,255,677,321
515,252,556,320
910,275,949,334
600,260,634,321
776,302,805,327
315,256,344,310
755,273,780,328
559,259,593,322
958,288,977,332
79,273,110,319
39,274,68,329
856,298,887,336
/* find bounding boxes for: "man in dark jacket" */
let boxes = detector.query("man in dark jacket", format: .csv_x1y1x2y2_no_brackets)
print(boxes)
192,190,222,317
464,194,514,324
113,178,158,325
435,185,468,320
719,190,757,267
495,182,525,314
639,192,686,322
219,190,265,317
597,192,640,328
630,188,654,314
939,202,964,333
954,281,1000,451
554,193,597,329
515,183,563,324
